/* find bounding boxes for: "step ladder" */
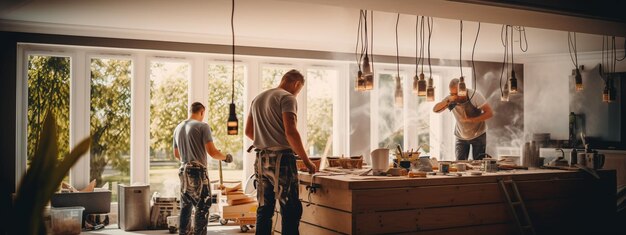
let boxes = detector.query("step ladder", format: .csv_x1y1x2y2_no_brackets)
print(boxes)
498,179,536,235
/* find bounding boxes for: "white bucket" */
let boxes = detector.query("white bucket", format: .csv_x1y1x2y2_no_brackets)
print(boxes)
370,148,390,175
167,215,179,233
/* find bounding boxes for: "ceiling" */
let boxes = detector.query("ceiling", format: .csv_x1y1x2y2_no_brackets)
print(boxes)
0,0,624,62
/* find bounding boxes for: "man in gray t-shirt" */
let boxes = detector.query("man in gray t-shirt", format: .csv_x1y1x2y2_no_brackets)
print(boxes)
173,102,231,235
433,78,494,160
245,69,315,235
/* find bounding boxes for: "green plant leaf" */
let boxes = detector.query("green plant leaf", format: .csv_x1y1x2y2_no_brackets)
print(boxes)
13,109,90,235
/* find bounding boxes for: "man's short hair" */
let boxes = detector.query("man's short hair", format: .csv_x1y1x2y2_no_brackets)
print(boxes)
191,102,205,114
449,78,460,89
281,69,305,84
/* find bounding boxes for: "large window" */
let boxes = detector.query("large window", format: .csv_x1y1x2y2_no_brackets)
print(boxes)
306,69,337,157
149,61,189,196
26,55,71,181
90,57,132,201
206,63,245,182
262,66,292,90
375,73,406,149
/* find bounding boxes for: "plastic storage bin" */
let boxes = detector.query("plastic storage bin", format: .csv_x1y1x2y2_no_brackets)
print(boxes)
50,206,84,235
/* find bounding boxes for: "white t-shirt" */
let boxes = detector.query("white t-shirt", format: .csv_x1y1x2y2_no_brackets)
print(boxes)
450,90,488,140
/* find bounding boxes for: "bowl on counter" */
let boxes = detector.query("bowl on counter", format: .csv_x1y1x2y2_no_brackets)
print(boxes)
296,157,321,172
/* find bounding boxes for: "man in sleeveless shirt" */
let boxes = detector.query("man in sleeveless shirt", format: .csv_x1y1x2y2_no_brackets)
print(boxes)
433,78,494,160
245,69,316,235
173,102,232,235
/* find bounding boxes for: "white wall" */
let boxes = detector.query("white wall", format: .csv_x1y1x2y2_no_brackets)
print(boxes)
520,51,626,140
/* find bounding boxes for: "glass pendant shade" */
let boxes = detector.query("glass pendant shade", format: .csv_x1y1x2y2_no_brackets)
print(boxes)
509,70,518,94
426,77,435,101
395,76,403,107
227,103,238,135
355,71,366,91
574,69,583,91
362,55,374,90
458,76,467,97
417,73,427,96
501,82,510,102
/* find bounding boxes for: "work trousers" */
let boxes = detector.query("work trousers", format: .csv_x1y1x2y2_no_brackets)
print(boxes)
455,132,487,160
255,151,302,235
179,162,212,235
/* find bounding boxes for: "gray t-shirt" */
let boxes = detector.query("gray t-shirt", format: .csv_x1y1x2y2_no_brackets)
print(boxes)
173,119,213,166
250,88,298,149
450,90,488,140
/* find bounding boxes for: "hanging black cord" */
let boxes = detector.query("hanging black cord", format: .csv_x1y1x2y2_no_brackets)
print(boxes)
420,16,425,74
510,25,514,72
499,25,509,96
415,15,419,75
567,32,578,69
427,17,433,79
459,20,463,78
515,26,529,52
617,37,626,61
363,10,369,55
613,36,617,74
355,10,363,72
396,13,400,77
468,22,481,101
231,0,235,103
370,11,374,73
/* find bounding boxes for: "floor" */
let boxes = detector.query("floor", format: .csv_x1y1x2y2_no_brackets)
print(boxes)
83,222,252,235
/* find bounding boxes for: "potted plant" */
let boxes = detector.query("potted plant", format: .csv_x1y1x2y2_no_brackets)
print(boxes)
11,110,90,235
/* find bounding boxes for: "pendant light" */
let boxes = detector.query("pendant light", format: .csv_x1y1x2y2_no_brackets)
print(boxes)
426,17,435,102
457,21,467,97
394,13,403,107
227,0,238,135
416,16,427,97
568,32,583,91
602,36,621,103
354,10,374,91
501,81,510,102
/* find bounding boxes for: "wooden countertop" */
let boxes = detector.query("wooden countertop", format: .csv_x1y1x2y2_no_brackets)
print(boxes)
299,169,613,190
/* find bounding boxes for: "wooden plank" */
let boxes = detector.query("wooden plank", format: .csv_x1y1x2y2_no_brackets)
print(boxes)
300,202,352,234
395,223,514,235
299,170,615,190
354,203,510,234
274,215,346,235
299,184,352,212
353,183,502,212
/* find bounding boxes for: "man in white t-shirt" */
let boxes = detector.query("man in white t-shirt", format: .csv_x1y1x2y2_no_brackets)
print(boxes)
433,78,494,160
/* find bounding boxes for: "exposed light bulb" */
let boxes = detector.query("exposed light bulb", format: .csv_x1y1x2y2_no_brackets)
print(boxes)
501,81,510,102
458,76,467,97
417,73,427,96
426,77,435,101
602,85,610,103
227,103,238,135
509,70,518,94
395,76,403,107
412,74,419,94
362,55,374,90
603,79,616,103
574,68,583,92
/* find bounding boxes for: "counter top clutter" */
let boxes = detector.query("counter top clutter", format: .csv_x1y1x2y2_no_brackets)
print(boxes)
286,169,617,235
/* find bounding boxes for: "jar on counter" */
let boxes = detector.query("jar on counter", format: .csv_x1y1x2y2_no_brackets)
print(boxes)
484,159,498,173
439,161,451,174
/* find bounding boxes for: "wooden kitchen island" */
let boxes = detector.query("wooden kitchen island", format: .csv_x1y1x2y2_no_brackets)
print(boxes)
276,169,616,235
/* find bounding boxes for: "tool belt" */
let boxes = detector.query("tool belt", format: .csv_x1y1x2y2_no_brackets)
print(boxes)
179,161,209,207
249,146,295,207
